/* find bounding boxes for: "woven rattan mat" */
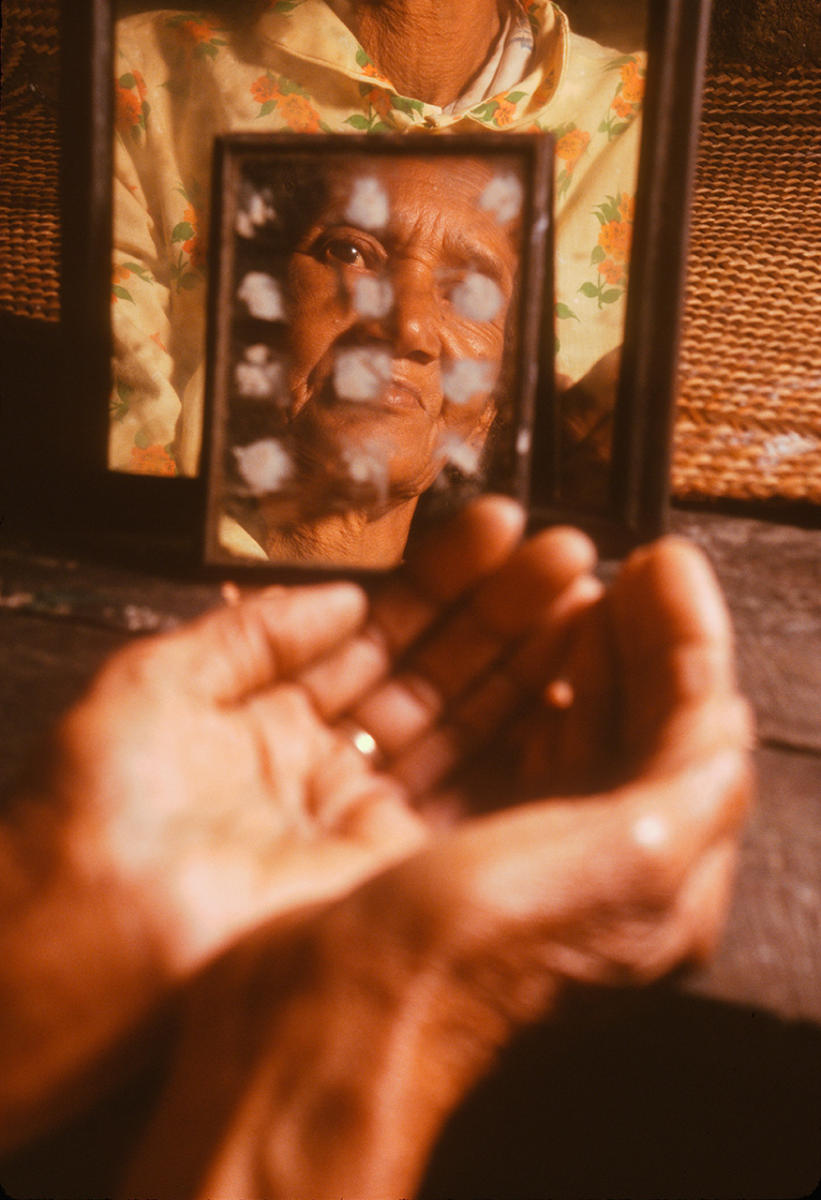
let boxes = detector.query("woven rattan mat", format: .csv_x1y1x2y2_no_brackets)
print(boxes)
1,7,819,500
0,2,60,322
672,65,821,502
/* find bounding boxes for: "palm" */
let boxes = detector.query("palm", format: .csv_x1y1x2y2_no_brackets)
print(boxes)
11,499,752,1200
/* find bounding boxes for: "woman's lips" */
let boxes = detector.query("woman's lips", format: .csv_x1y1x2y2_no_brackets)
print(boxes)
374,381,425,411
316,372,434,415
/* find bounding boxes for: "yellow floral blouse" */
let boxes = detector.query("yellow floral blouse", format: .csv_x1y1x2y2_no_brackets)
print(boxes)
111,0,645,475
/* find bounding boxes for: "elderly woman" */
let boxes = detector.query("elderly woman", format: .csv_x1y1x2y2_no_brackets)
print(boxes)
219,152,524,565
111,0,643,478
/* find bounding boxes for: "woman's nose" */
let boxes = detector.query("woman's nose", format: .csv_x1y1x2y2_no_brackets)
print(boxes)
378,261,440,363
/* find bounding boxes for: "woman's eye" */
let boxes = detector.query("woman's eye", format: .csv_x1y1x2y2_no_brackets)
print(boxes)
323,238,370,269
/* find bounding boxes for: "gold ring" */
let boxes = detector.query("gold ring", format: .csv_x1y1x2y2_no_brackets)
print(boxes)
336,719,384,768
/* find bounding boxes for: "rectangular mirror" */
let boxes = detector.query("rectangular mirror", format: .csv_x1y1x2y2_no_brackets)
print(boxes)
202,134,551,569
59,0,714,564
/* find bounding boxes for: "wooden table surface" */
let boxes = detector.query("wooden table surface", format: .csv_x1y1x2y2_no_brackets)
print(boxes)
1,507,819,1198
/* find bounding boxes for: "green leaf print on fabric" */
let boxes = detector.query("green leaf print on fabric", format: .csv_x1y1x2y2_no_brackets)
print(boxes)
116,71,150,139
111,261,154,305
165,12,229,59
250,72,323,129
110,379,133,420
600,55,645,140
552,124,591,198
579,192,635,307
169,183,206,289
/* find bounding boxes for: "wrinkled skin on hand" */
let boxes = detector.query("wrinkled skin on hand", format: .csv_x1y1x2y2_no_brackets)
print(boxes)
0,498,753,1199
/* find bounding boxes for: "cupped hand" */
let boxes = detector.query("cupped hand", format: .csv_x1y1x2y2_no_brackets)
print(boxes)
0,497,598,1152
118,520,753,1200
50,497,598,967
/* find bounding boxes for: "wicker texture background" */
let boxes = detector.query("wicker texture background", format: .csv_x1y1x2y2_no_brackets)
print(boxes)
1,2,820,501
672,67,821,501
0,1,61,322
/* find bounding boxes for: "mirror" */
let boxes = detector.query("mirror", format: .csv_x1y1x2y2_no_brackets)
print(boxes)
202,136,550,568
59,0,714,560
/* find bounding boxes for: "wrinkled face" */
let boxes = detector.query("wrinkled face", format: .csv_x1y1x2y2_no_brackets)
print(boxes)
284,156,521,504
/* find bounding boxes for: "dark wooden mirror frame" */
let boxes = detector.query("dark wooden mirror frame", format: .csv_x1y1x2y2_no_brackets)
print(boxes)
56,0,714,569
201,131,553,573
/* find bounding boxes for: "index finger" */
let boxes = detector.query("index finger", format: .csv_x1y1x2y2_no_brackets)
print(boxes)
298,496,528,717
123,582,369,705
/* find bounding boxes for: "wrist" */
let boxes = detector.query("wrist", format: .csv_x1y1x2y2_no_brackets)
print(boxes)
245,873,552,1199
0,789,172,1154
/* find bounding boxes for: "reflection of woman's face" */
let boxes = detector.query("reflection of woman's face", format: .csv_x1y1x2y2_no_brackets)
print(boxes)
284,157,520,505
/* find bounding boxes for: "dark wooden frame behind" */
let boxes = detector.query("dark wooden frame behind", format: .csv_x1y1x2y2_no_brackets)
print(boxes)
57,0,713,566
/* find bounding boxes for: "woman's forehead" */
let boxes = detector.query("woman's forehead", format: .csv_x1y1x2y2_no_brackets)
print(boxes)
324,156,521,221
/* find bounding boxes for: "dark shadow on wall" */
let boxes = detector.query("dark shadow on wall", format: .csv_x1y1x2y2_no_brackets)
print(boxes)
419,985,821,1200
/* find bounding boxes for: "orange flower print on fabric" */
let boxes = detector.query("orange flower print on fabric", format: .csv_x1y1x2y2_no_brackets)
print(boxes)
493,97,517,127
170,185,206,292
618,194,636,222
556,128,591,170
111,260,153,304
128,443,178,476
116,70,149,138
599,258,625,286
347,86,422,132
620,59,645,104
552,124,591,198
251,71,324,130
473,90,527,129
275,92,322,132
181,204,206,270
251,75,278,105
598,217,632,263
612,94,633,119
356,47,393,87
600,54,646,140
165,12,228,59
580,193,635,307
344,48,423,131
362,87,394,123
179,19,213,42
112,263,131,297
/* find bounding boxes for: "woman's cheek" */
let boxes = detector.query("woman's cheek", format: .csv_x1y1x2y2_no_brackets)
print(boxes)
287,261,356,398
444,311,506,360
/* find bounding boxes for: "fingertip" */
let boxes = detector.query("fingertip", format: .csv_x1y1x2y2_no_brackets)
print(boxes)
529,523,599,576
180,581,370,702
406,494,526,602
451,494,528,551
615,535,732,645
468,492,527,528
622,535,716,590
264,580,370,636
471,523,599,635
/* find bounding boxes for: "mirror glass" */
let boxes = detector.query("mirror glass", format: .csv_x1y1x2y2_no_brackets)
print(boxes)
203,141,547,567
110,0,647,527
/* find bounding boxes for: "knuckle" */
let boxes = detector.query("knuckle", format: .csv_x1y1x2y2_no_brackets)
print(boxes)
94,638,165,695
197,601,280,693
623,811,683,907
